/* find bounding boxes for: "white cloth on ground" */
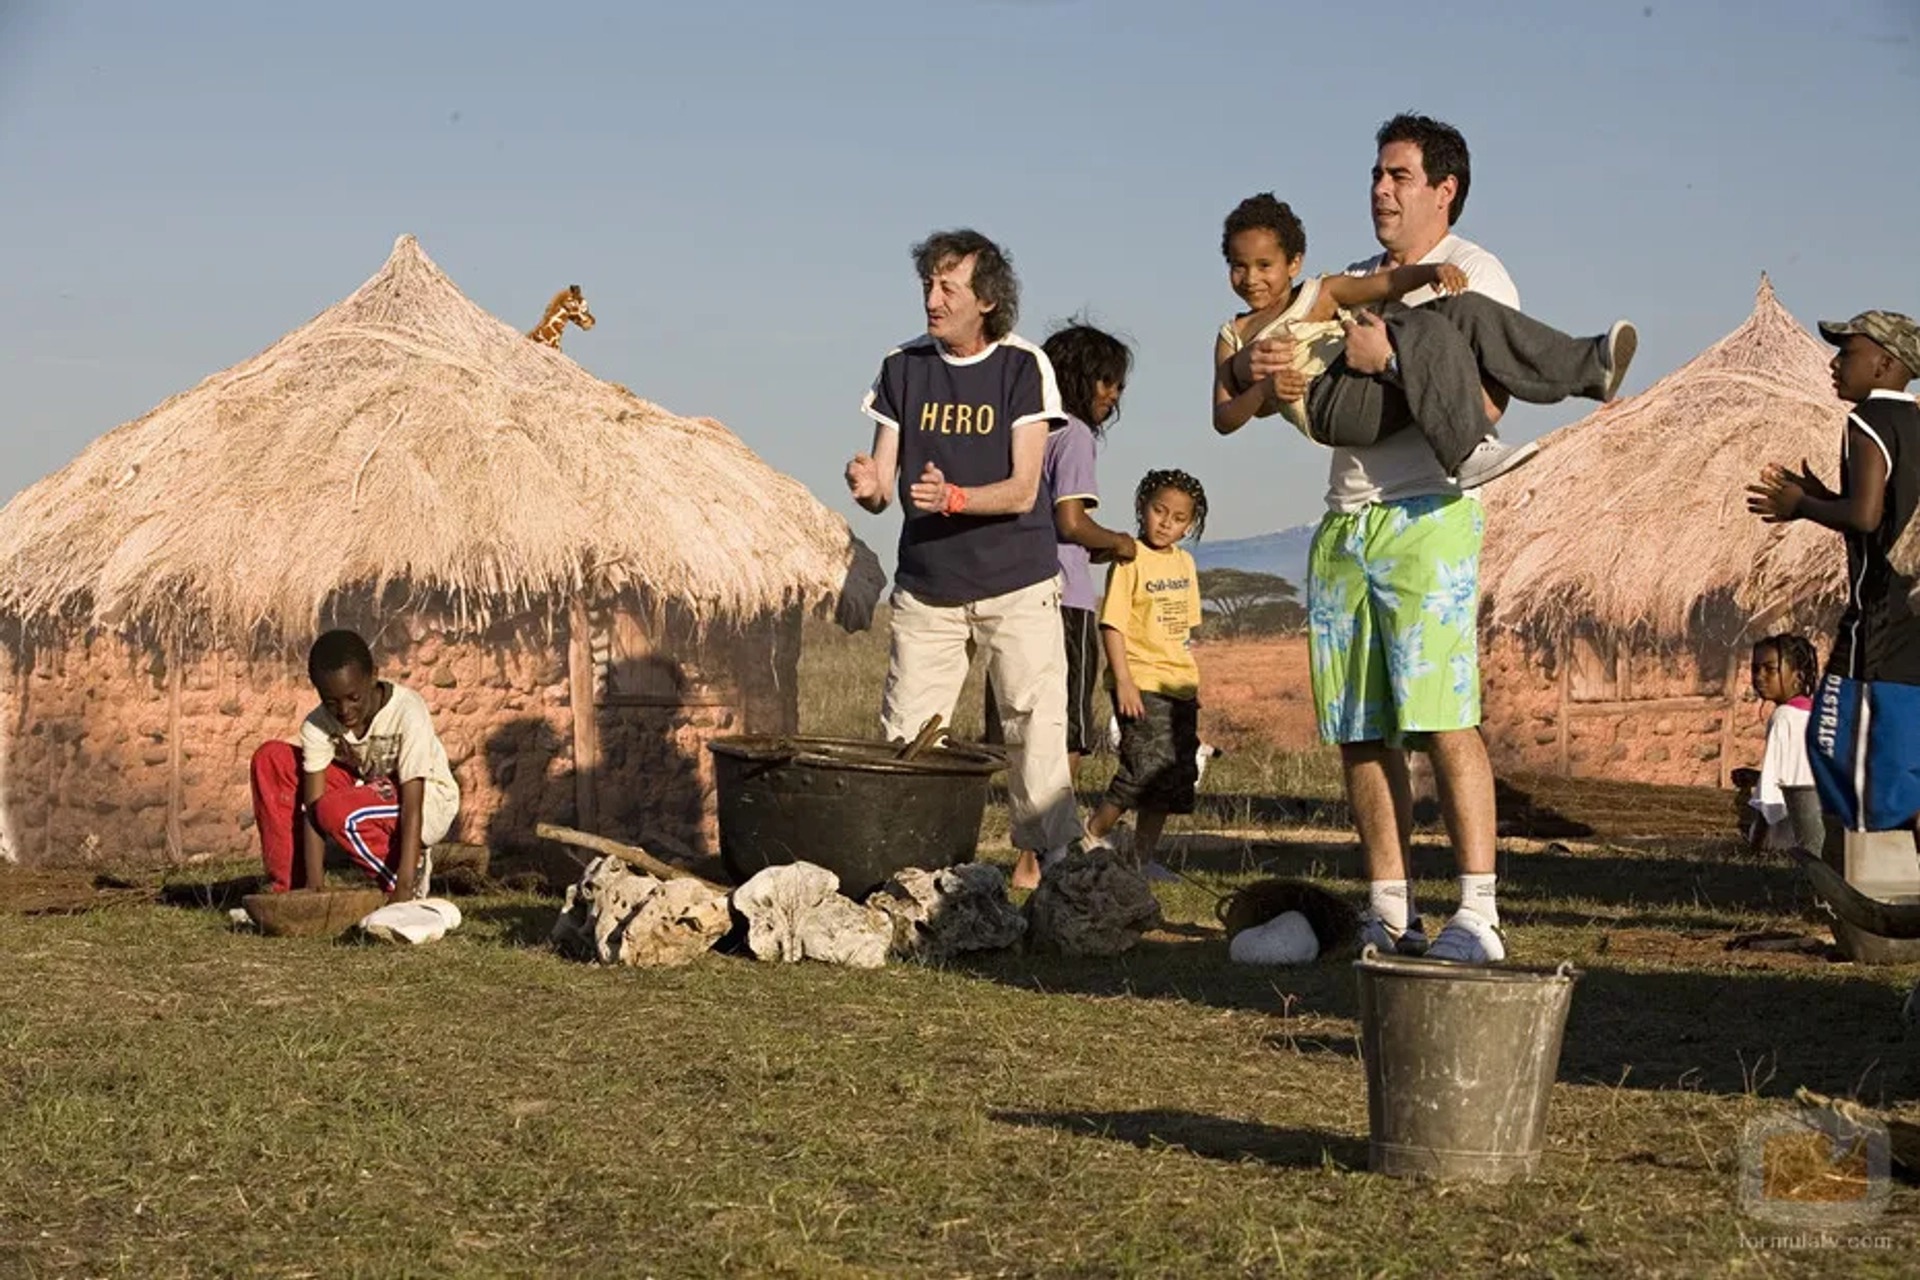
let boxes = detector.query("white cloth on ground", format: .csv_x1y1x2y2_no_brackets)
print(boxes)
358,898,463,944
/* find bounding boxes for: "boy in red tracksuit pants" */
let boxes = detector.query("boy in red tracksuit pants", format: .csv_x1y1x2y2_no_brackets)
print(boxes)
249,629,460,899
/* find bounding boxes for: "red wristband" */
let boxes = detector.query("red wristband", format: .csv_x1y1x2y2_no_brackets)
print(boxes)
941,484,969,516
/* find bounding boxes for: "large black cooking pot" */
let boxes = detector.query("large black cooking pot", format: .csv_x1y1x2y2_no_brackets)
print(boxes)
708,734,1003,898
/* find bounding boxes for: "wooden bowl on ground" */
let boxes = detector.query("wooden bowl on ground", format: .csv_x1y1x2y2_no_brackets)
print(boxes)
242,888,389,938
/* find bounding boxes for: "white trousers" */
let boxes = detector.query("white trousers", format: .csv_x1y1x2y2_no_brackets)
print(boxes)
881,576,1079,853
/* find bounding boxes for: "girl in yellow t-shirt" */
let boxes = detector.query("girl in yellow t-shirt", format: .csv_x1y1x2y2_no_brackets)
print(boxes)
1084,469,1208,867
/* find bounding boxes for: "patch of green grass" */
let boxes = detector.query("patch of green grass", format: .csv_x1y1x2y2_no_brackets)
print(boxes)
4,838,1919,1277
7,619,1914,1274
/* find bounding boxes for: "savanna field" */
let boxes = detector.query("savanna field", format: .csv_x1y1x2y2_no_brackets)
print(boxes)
2,615,1917,1278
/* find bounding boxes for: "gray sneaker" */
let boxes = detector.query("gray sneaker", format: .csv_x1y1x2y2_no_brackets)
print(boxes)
1360,913,1430,956
1455,437,1540,490
1602,320,1638,401
1426,909,1507,963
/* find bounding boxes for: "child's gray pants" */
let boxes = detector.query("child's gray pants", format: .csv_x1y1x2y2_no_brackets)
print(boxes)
1306,292,1609,473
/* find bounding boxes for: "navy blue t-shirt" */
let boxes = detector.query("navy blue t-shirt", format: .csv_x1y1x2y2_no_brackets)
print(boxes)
861,334,1064,602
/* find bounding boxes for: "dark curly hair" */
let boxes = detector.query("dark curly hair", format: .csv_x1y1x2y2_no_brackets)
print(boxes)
1134,468,1208,543
1753,633,1819,700
1043,321,1132,438
1221,193,1306,262
308,628,374,682
1376,113,1472,226
912,229,1019,341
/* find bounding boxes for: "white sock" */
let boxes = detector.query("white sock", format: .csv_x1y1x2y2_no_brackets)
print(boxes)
1368,880,1412,933
1459,874,1499,926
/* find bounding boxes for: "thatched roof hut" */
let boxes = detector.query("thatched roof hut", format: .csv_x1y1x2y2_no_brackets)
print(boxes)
1483,275,1844,644
1477,277,1847,786
0,236,882,866
0,234,880,644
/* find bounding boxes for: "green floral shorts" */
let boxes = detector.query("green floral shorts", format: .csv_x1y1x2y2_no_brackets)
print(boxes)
1307,494,1483,746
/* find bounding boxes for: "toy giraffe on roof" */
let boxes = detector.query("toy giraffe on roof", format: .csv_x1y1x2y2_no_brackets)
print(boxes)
528,284,595,349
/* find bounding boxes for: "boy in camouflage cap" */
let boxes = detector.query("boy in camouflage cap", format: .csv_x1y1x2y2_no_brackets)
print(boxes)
1749,309,1920,833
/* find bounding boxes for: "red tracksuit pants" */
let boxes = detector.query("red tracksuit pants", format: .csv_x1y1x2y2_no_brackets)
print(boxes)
250,740,403,893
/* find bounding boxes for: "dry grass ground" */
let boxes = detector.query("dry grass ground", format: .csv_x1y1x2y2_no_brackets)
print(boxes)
2,620,1918,1276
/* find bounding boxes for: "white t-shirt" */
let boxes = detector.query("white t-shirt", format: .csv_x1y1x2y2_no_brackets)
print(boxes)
1750,700,1814,848
300,680,461,844
1324,233,1519,512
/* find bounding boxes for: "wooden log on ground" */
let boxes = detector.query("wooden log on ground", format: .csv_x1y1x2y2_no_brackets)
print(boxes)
534,823,726,892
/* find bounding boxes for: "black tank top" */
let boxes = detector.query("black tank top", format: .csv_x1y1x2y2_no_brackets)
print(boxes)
1829,391,1920,685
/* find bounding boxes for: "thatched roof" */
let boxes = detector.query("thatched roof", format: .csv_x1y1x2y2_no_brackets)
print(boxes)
1480,276,1847,645
0,236,882,646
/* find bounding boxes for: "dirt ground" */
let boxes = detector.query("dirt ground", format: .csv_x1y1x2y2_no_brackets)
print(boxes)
1194,635,1320,752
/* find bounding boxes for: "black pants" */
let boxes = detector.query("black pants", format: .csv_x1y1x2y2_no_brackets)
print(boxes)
1308,292,1610,473
1104,691,1199,814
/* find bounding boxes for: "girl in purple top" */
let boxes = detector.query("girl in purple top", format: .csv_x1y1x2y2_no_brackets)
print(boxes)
1000,322,1140,889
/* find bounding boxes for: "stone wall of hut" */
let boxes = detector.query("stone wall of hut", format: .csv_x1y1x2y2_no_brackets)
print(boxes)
0,598,802,869
1481,630,1769,788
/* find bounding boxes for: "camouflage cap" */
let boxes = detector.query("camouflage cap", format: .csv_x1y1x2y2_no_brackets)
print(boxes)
1818,310,1920,380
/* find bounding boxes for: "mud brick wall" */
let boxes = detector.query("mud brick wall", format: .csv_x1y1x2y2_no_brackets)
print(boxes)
1481,633,1767,788
0,600,803,869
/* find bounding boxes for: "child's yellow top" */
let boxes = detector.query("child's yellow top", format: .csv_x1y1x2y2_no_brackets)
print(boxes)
1217,276,1349,437
1100,543,1202,699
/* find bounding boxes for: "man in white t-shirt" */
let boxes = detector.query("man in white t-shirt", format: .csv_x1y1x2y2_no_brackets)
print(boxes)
1249,113,1513,963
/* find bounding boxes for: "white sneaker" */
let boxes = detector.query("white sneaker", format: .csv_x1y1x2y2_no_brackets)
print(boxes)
1360,913,1430,956
1454,437,1540,490
1602,320,1638,401
1426,909,1507,963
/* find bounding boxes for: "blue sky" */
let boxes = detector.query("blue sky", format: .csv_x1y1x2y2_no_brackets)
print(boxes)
2,0,1916,567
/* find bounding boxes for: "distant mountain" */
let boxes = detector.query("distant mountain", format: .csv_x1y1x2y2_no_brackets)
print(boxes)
1192,522,1314,588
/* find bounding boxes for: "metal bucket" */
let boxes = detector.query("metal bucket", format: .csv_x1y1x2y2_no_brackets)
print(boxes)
708,735,1003,899
1355,948,1579,1182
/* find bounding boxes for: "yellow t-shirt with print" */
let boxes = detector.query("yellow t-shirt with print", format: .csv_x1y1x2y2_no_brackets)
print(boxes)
1100,544,1202,699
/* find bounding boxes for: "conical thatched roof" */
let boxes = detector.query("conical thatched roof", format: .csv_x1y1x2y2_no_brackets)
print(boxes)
0,236,882,645
1481,276,1846,644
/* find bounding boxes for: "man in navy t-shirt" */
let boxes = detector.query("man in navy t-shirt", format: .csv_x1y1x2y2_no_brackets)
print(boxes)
846,229,1081,864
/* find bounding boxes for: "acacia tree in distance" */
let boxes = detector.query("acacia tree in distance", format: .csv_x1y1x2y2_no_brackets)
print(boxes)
1198,567,1303,637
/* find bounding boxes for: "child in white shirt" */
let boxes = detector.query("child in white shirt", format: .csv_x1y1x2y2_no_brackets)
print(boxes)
1740,633,1818,850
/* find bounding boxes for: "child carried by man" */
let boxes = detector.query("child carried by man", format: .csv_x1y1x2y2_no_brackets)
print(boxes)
1211,192,1637,489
